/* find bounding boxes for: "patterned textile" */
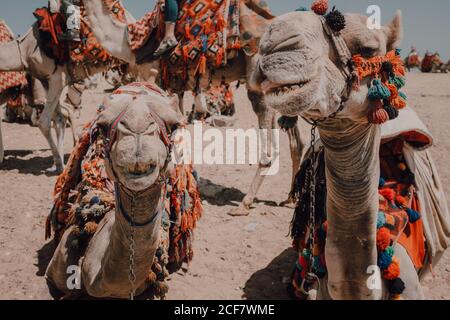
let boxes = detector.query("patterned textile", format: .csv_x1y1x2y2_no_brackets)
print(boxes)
34,1,125,66
0,21,27,93
126,0,273,91
204,83,235,116
289,137,426,299
46,82,203,298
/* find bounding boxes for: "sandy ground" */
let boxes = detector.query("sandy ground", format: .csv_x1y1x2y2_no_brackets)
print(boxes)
0,73,449,300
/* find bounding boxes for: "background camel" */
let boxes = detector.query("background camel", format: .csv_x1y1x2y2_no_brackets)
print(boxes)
82,0,304,213
0,4,154,173
45,80,187,299
251,9,449,299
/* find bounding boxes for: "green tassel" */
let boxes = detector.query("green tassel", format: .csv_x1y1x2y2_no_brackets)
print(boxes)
389,76,406,89
368,79,391,100
399,92,407,100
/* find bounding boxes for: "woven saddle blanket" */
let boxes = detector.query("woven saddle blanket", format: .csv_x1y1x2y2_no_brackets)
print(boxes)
33,0,125,66
127,0,273,90
0,21,27,93
46,82,203,298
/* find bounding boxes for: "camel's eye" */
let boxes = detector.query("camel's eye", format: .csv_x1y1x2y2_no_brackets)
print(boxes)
360,47,377,58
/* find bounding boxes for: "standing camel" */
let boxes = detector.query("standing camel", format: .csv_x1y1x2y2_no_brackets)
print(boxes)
0,4,152,173
251,10,449,299
82,0,305,214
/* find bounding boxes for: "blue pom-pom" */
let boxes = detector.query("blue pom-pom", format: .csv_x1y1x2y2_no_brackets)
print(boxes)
296,6,309,11
399,91,407,100
379,177,386,188
90,196,101,206
368,79,391,100
395,48,402,56
377,212,386,229
406,208,421,223
378,251,393,270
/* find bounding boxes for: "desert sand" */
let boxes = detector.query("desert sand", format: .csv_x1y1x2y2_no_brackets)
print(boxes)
0,72,449,300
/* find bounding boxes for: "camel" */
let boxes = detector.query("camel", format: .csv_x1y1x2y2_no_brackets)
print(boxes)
82,0,305,213
45,78,188,299
404,53,421,72
251,10,449,299
0,5,153,173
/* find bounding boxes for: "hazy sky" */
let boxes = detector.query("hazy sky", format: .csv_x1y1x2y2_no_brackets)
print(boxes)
1,0,449,59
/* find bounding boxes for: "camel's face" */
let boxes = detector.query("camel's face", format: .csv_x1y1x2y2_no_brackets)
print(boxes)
256,11,402,119
107,98,169,192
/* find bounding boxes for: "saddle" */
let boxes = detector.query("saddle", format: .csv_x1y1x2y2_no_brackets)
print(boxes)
127,0,274,91
0,21,27,93
33,0,125,66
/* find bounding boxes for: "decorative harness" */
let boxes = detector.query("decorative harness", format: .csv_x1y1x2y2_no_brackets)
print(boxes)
102,82,173,300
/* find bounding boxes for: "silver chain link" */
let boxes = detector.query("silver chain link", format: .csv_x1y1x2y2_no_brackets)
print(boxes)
128,197,137,300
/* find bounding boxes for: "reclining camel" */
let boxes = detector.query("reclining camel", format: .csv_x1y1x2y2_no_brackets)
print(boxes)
251,9,449,299
82,0,305,213
45,79,201,299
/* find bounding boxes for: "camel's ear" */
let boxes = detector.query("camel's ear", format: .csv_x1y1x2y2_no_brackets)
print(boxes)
385,11,403,51
96,95,130,132
146,97,185,130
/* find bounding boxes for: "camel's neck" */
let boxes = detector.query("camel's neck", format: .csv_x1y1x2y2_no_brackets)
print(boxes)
98,182,163,296
319,118,381,300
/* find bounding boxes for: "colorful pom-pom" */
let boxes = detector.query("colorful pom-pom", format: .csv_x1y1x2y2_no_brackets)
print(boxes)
395,195,408,207
388,278,406,294
379,188,395,202
406,208,421,223
368,101,389,124
377,227,391,251
378,250,393,269
381,61,394,76
368,79,391,100
389,76,406,89
377,211,386,229
384,104,399,120
311,0,328,15
325,8,346,32
379,177,386,188
383,257,400,280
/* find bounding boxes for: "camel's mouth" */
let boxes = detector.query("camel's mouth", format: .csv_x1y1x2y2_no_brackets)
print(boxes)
124,162,157,178
261,80,310,96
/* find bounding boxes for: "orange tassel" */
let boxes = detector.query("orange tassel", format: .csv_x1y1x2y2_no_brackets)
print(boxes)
391,96,407,109
383,257,401,280
204,17,213,34
216,47,224,66
216,14,227,31
379,188,396,202
197,54,207,75
185,23,192,40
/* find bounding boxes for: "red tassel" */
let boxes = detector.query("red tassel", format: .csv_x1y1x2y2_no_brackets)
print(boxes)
368,101,389,124
216,47,224,66
379,188,396,202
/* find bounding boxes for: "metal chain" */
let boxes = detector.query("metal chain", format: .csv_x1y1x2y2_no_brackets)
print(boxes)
307,124,317,272
128,197,137,300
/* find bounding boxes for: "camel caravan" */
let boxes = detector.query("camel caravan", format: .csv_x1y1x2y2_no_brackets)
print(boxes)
0,0,449,300
405,48,450,73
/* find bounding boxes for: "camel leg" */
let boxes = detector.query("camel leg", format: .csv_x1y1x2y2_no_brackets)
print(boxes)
229,91,276,216
280,124,304,207
39,69,66,173
54,108,66,163
45,225,84,296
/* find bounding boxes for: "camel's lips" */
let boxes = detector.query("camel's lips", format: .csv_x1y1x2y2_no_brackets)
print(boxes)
261,79,310,95
124,162,157,178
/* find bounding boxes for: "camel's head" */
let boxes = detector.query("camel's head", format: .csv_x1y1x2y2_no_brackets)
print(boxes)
98,90,181,192
253,10,402,120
